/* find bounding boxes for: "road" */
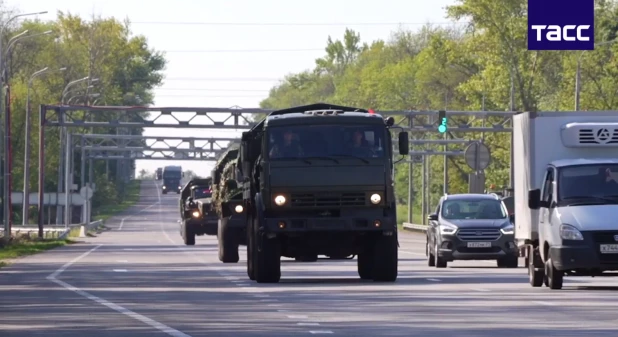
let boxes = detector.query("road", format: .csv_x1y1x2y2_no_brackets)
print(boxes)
2,180,618,336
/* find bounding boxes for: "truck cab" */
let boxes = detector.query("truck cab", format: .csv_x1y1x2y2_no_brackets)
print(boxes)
239,103,409,283
179,178,217,245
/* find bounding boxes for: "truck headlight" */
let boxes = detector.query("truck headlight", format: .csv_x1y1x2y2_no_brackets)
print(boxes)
274,195,286,206
500,224,514,235
439,224,457,235
163,186,166,189
560,224,583,240
192,211,200,218
370,193,381,204
235,205,243,213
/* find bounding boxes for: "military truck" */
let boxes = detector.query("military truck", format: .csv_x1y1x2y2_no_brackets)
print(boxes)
162,165,183,194
239,103,409,283
179,177,217,245
156,167,163,180
211,144,246,263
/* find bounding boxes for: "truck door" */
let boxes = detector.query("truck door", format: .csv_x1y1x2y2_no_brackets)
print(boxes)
539,167,556,260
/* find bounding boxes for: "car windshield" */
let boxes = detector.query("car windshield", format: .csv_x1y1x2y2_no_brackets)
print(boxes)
441,199,507,220
558,164,618,200
193,188,211,199
267,124,386,160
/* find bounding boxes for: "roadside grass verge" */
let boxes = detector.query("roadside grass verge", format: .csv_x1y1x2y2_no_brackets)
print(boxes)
91,180,142,222
397,204,424,229
0,235,76,268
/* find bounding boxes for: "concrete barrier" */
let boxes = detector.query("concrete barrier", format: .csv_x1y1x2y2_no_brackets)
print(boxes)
402,222,428,233
58,219,104,239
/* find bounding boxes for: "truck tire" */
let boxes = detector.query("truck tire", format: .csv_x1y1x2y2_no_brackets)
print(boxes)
218,218,240,263
528,247,544,287
371,233,398,282
497,256,518,268
357,249,373,280
246,215,255,280
183,220,195,246
254,215,281,283
544,255,563,290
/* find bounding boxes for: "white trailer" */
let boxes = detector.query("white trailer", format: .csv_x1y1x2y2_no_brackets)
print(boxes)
513,111,618,289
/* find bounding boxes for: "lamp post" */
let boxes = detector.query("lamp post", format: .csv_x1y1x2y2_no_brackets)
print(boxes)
0,11,47,242
23,66,66,227
574,39,618,111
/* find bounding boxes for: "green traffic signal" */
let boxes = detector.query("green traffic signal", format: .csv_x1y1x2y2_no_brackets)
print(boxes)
438,124,447,133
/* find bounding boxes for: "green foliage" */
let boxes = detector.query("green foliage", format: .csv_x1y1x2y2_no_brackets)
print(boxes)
259,0,618,223
1,8,166,222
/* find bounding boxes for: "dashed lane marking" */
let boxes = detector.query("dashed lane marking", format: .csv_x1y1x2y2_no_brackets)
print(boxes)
113,269,128,272
426,278,441,282
309,331,334,334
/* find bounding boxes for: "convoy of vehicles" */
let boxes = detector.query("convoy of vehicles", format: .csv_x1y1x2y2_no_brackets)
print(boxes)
210,144,246,263
162,166,183,194
513,111,618,289
425,193,517,268
238,103,409,283
179,178,218,245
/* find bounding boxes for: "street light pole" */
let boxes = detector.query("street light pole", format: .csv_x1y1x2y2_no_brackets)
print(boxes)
23,67,65,228
1,11,47,243
574,39,618,111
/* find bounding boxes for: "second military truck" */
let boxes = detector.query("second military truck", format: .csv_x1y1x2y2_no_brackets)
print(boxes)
239,103,409,283
179,177,218,245
162,165,183,194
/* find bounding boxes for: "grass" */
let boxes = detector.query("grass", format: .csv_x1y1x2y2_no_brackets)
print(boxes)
0,236,75,268
91,180,142,222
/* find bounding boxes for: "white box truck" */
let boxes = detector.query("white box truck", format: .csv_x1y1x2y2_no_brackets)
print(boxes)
513,111,618,290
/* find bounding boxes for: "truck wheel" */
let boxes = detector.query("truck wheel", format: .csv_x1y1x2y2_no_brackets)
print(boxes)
246,216,255,280
528,247,544,287
434,243,447,268
426,241,435,267
371,233,398,282
497,256,518,268
183,220,195,246
163,190,167,194
357,249,373,280
218,218,240,263
254,216,281,283
544,255,563,290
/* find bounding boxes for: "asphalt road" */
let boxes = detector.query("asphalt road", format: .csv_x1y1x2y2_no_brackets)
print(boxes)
2,180,618,336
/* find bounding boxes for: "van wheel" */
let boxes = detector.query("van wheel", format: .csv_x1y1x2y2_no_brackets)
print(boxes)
545,255,563,290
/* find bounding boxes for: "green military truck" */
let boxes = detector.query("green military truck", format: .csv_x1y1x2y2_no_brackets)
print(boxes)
211,144,246,263
179,177,218,245
239,103,409,283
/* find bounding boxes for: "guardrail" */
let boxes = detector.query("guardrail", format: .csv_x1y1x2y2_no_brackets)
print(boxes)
59,220,104,239
402,222,428,233
0,220,105,240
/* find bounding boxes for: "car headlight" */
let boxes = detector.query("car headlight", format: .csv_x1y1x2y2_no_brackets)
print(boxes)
192,211,200,218
235,205,243,213
500,224,514,235
560,224,583,240
274,195,286,206
370,193,381,204
439,224,458,235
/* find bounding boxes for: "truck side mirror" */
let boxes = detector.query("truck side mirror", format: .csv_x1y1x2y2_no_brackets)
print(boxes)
427,213,438,221
241,143,249,162
398,131,409,155
528,189,541,209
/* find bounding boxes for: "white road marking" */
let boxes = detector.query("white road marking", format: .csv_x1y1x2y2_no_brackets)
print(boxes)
46,245,192,337
298,322,320,326
117,260,128,263
532,301,556,306
277,309,290,312
470,288,490,292
268,303,282,306
113,269,128,272
309,331,333,334
426,278,441,282
287,315,308,319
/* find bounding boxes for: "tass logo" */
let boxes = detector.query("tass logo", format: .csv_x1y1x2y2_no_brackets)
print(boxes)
527,0,594,50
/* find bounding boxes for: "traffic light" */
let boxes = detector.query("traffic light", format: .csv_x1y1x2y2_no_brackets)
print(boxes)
438,110,447,133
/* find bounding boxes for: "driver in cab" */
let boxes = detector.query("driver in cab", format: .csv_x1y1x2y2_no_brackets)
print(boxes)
269,130,303,158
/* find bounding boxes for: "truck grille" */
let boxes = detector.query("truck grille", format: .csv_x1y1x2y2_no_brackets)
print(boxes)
456,228,501,241
290,192,366,207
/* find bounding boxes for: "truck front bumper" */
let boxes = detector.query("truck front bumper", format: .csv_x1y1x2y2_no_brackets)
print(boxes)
437,233,518,261
186,216,218,235
264,215,395,233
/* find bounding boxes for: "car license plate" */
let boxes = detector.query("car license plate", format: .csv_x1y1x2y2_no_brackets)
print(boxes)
467,242,491,248
600,244,618,254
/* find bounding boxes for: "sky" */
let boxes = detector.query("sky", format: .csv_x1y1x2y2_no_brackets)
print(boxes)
9,0,459,177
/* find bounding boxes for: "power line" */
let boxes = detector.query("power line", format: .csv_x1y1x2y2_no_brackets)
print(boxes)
154,88,270,92
132,21,468,26
154,88,269,92
163,48,323,53
163,77,281,81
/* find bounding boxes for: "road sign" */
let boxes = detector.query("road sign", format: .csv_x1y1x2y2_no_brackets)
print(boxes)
80,186,93,199
464,142,491,171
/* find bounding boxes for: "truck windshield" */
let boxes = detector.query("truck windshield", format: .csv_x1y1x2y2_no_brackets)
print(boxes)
558,164,618,200
441,199,507,220
164,172,181,179
194,188,211,199
267,124,386,160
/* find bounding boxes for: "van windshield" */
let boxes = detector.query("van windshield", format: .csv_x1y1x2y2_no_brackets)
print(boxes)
558,164,618,200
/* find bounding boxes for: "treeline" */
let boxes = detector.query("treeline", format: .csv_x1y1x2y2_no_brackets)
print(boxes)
2,8,166,223
259,0,618,222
